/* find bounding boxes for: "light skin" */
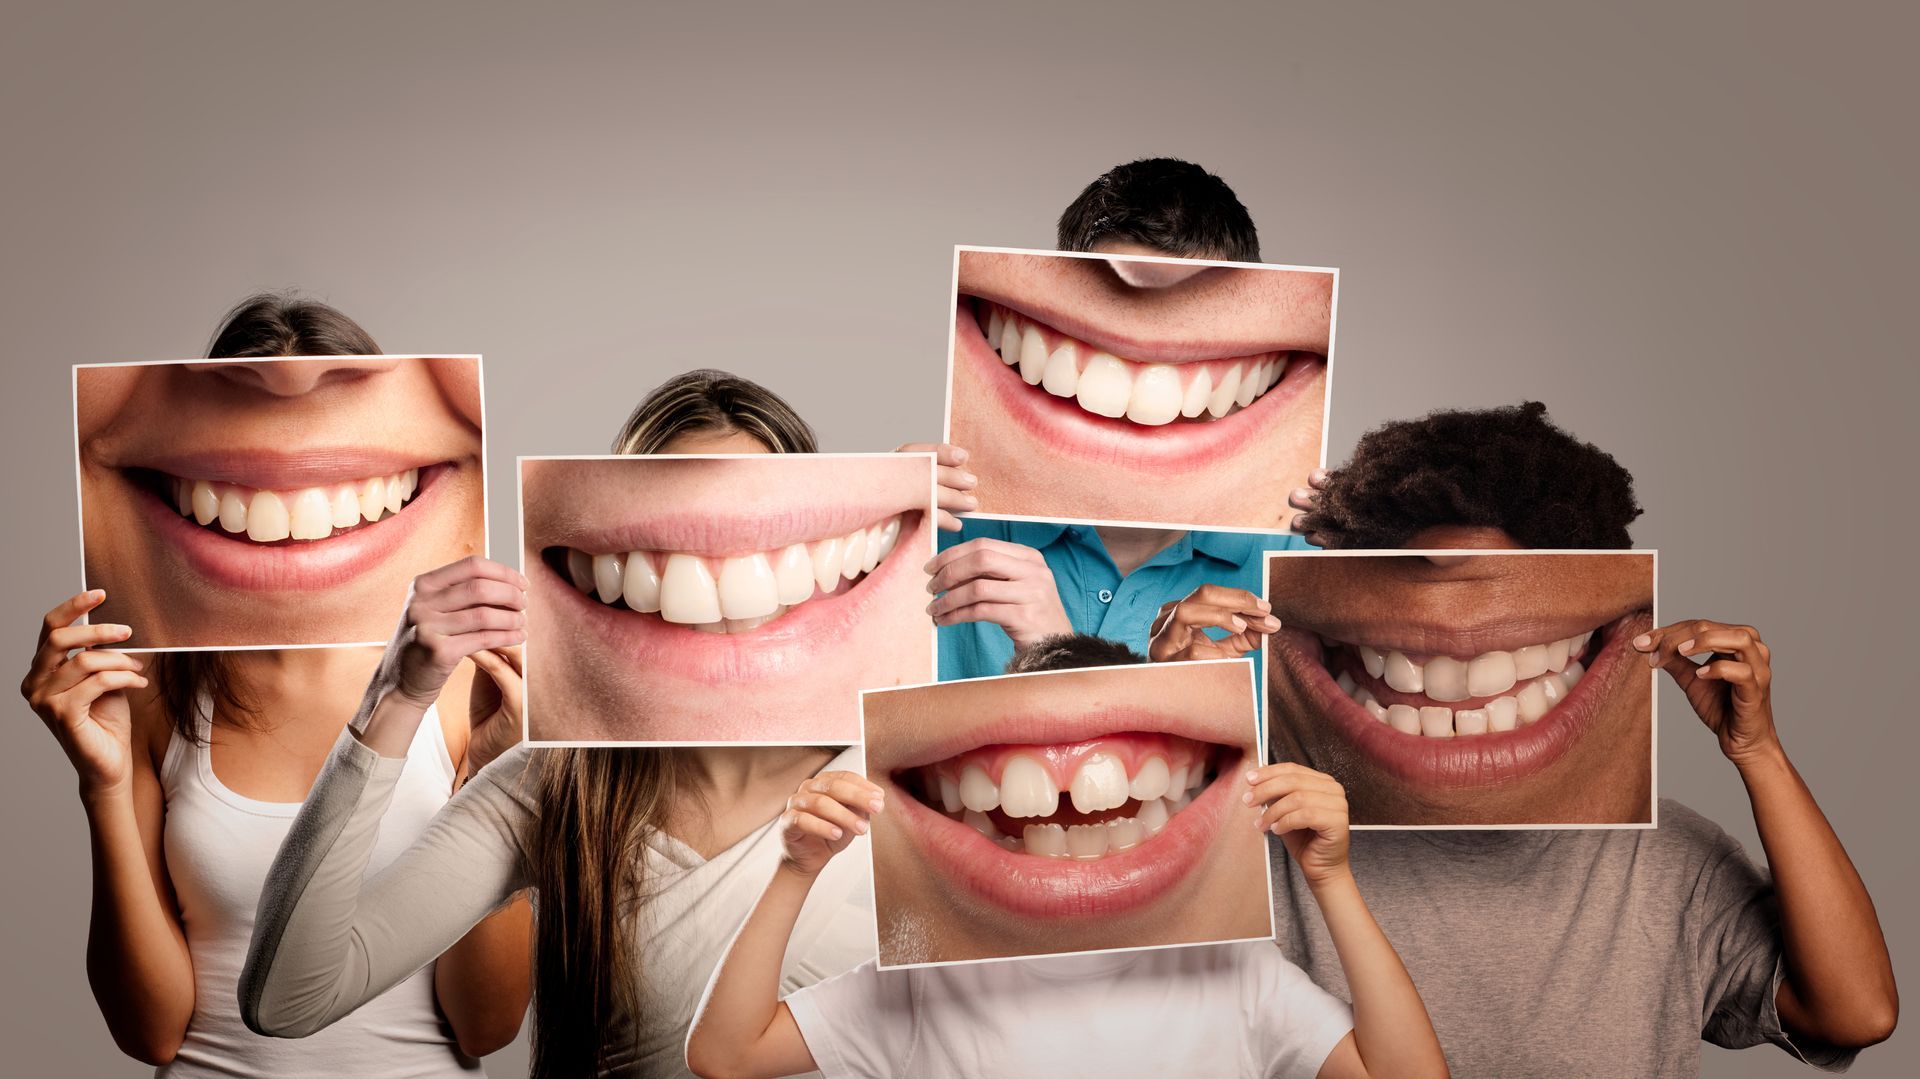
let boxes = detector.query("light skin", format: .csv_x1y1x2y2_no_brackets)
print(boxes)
948,250,1329,529
75,357,486,648
683,763,1448,1079
18,587,532,1064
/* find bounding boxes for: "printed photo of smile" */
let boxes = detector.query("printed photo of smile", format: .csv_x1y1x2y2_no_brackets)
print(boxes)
945,246,1333,531
1264,550,1656,827
862,660,1273,968
72,356,487,649
520,453,936,743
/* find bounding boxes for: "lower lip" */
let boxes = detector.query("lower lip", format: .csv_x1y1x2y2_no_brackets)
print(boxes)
958,304,1324,473
132,467,442,593
1270,612,1650,789
547,511,929,685
890,757,1234,920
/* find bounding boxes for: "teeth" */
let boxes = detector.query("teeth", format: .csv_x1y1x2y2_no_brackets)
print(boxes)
1383,651,1424,694
1068,752,1129,813
1363,697,1388,722
1454,708,1488,735
1106,816,1145,851
1039,344,1080,396
717,552,779,620
1359,645,1385,679
566,549,595,594
1234,362,1263,407
773,544,814,606
218,488,248,532
958,765,998,813
1179,369,1211,418
1467,651,1519,698
1546,637,1571,673
659,553,722,624
383,475,404,514
288,488,333,541
985,305,1004,346
191,481,219,525
622,552,663,613
1066,824,1110,860
173,469,423,542
1074,353,1132,418
838,528,867,580
1334,670,1356,696
1567,631,1592,661
359,478,385,522
1423,656,1469,702
1128,756,1171,802
1539,672,1567,711
1562,659,1585,688
1125,364,1183,426
1022,823,1068,858
1386,704,1421,735
810,535,843,594
246,491,290,542
963,810,1002,840
1136,797,1170,834
329,484,361,530
1167,762,1190,797
937,774,963,814
1512,644,1548,680
1206,364,1241,418
1487,696,1519,732
998,755,1059,818
1000,322,1024,377
1419,706,1454,738
592,553,625,605
1017,326,1049,385
1515,679,1551,724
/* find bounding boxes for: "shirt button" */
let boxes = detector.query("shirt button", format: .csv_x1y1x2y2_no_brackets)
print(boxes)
1097,589,1114,603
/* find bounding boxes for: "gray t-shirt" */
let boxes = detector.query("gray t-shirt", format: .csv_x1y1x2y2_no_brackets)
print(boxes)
1270,799,1858,1078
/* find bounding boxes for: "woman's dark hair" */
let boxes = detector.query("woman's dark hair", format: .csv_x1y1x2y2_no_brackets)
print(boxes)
610,368,818,455
1057,158,1261,263
151,293,383,743
1005,633,1146,674
532,370,814,1077
1305,401,1641,551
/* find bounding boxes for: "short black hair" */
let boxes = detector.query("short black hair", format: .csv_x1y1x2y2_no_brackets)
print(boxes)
1057,158,1260,263
205,291,380,358
1004,633,1147,674
1304,401,1640,550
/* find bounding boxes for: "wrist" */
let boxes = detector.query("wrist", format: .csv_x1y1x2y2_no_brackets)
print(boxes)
1728,735,1788,775
78,778,133,816
1302,863,1357,896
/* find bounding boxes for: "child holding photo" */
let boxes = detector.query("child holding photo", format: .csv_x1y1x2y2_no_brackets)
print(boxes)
685,759,1447,1078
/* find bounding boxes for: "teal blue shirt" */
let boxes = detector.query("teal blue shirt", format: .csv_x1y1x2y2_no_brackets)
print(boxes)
936,519,1316,681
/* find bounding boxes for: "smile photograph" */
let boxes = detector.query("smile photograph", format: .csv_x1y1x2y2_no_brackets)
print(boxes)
861,659,1273,968
72,355,487,650
520,453,936,743
945,246,1333,531
1264,550,1656,827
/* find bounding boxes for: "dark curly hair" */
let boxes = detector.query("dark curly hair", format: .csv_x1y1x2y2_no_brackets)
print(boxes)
1304,401,1640,550
1004,633,1146,674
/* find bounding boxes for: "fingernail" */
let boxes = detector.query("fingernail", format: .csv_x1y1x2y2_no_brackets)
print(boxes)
1244,769,1260,783
112,625,131,638
88,590,105,601
962,495,979,509
1632,634,1651,649
1291,488,1312,502
1241,790,1254,804
1255,598,1272,611
830,826,843,840
1677,639,1695,655
854,820,869,834
959,471,978,486
922,558,937,573
953,447,969,463
1230,616,1247,632
869,797,884,812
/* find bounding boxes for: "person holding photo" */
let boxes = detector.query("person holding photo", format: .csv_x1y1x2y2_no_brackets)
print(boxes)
17,295,532,1076
683,637,1448,1079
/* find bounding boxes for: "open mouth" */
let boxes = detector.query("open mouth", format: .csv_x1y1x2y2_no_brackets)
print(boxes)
542,512,907,635
138,466,426,543
886,712,1246,919
1270,609,1653,788
968,297,1322,427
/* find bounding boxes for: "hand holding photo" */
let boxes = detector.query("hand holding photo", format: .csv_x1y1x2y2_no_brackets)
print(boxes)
946,246,1332,531
520,453,936,743
861,659,1273,967
73,355,487,649
1264,549,1656,827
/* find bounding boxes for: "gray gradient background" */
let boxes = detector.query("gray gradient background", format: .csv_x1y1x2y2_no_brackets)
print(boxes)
2,2,1911,1075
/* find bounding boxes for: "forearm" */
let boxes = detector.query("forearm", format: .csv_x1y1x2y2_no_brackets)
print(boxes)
1740,744,1897,1045
354,684,430,759
81,793,193,1062
688,864,818,1079
1310,871,1448,1079
434,892,534,1057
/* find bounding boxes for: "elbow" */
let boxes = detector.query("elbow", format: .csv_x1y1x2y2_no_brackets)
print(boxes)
685,1039,752,1079
1828,1001,1898,1049
109,1027,183,1067
452,1014,525,1059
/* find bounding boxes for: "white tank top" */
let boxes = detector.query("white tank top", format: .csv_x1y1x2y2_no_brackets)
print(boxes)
158,699,483,1078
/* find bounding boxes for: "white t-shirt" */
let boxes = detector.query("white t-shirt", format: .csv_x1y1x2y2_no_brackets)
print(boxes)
784,942,1353,1079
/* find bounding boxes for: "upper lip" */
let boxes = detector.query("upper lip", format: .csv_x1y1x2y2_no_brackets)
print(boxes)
960,290,1328,364
886,706,1245,771
114,448,447,489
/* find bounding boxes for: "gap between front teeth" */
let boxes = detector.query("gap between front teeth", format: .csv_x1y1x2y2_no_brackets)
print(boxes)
980,300,1292,426
169,469,420,542
931,745,1212,860
1334,629,1595,738
561,514,904,634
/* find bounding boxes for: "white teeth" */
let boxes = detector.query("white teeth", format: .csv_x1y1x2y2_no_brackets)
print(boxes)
937,774,963,814
1127,756,1171,802
1334,670,1357,696
1018,326,1049,385
659,553,722,624
998,755,1059,818
1363,698,1388,722
717,552,780,620
1206,363,1241,418
1359,645,1385,679
872,516,901,563
773,544,814,606
246,491,290,542
1136,797,1170,835
1546,637,1571,673
1234,362,1263,407
1567,631,1592,660
329,484,360,530
1424,656,1469,702
1022,823,1068,858
1074,353,1133,418
1000,322,1024,376
839,528,867,581
1511,644,1549,680
1487,696,1519,732
288,488,333,540
1065,824,1110,860
1106,816,1145,851
1068,752,1129,814
566,549,595,594
1419,706,1454,738
1383,651,1424,694
1040,344,1079,396
359,477,385,522
191,481,219,525
1539,672,1567,711
622,552,662,613
810,535,843,594
1179,369,1211,418
1467,651,1519,698
1454,708,1489,735
985,305,1004,346
173,480,192,516
1386,704,1421,734
958,765,998,813
592,552,625,604
218,488,248,533
382,475,404,514
963,810,1002,840
1167,763,1190,797
1124,364,1183,426
1515,680,1550,724
1562,659,1585,688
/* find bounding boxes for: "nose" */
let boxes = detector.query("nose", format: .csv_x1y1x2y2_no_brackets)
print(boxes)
183,357,401,396
1107,258,1215,289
